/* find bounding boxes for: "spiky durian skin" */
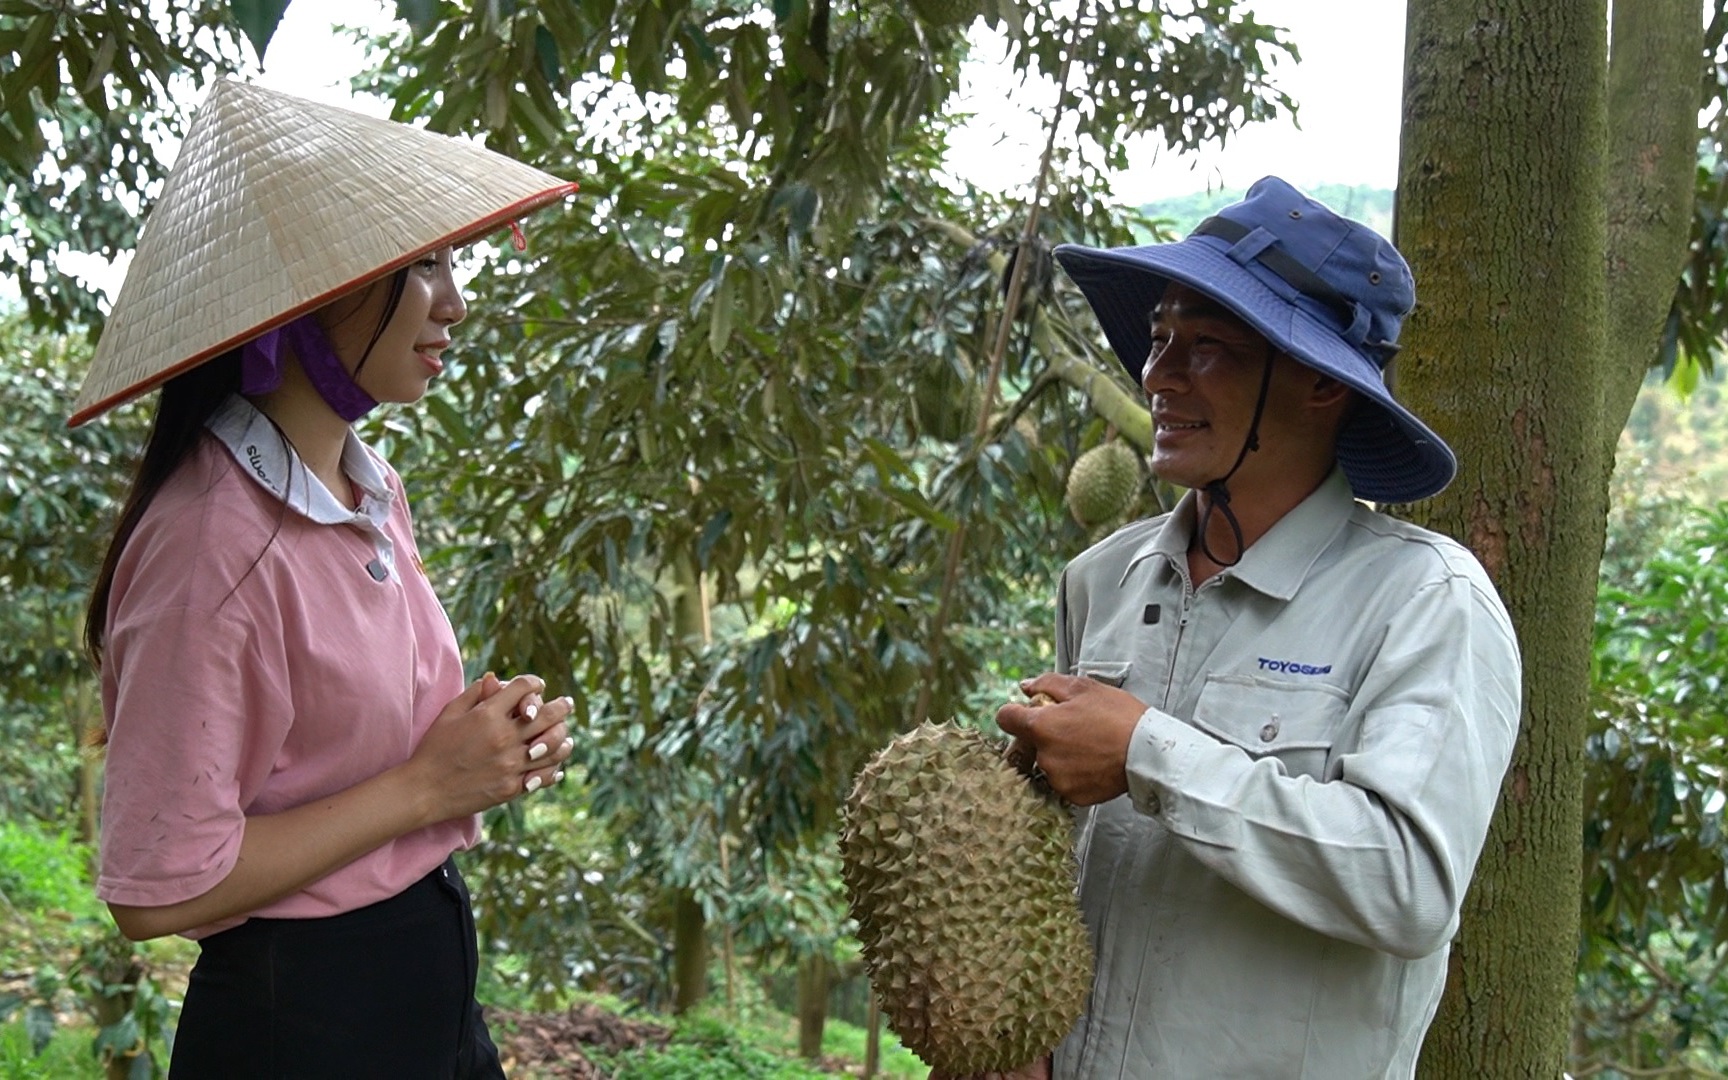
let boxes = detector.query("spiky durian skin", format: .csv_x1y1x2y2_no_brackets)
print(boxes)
1064,441,1142,529
840,722,1093,1074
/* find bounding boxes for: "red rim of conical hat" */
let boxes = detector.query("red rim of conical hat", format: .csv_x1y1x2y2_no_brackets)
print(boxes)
69,78,578,427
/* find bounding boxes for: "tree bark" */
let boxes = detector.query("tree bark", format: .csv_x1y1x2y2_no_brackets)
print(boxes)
82,930,144,1080
1601,0,1705,463
1397,1,1608,1074
68,680,101,847
1397,0,1701,1073
671,887,708,1015
669,548,711,1015
865,996,881,1077
796,951,831,1060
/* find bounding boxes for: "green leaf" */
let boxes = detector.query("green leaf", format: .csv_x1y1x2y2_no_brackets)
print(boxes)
625,2,668,93
1,12,57,112
229,0,293,62
80,34,119,104
512,90,565,148
93,1012,141,1058
395,0,439,39
696,510,732,569
708,260,734,356
424,394,470,443
534,23,562,85
24,1003,53,1055
485,75,508,130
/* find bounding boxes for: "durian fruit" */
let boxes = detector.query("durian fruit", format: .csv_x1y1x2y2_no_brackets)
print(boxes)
840,722,1092,1074
1065,440,1141,529
906,0,984,28
912,356,981,443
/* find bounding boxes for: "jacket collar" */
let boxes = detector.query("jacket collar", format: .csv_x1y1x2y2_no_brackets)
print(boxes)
1125,467,1354,600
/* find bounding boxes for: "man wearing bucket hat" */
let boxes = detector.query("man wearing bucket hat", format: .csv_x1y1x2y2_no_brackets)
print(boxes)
987,177,1522,1077
77,79,579,1077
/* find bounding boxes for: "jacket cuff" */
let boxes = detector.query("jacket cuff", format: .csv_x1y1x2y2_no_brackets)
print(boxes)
1125,708,1244,850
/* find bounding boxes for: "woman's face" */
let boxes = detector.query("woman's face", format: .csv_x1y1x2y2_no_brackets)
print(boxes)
318,248,468,405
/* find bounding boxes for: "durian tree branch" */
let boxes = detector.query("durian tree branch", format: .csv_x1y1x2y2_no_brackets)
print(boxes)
911,0,1090,728
925,218,1152,451
1044,319,1154,450
1600,0,1704,467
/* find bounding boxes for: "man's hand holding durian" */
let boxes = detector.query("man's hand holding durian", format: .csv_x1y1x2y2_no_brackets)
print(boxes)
995,673,1145,806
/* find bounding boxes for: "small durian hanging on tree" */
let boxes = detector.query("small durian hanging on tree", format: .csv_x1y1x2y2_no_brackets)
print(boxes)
912,354,982,443
839,714,1093,1075
1064,440,1142,530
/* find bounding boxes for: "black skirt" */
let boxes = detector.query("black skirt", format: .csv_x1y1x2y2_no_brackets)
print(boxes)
168,856,505,1079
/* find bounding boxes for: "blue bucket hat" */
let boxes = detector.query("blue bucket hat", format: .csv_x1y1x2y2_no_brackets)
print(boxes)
1052,175,1456,505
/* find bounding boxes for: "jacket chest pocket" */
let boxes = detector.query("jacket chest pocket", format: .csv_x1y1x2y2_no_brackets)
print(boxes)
1074,659,1130,688
1188,674,1350,780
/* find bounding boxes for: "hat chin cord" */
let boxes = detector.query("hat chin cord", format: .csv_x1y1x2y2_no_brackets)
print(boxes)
1195,349,1276,570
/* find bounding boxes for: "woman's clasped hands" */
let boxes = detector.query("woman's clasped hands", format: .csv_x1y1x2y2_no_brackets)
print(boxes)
408,671,578,823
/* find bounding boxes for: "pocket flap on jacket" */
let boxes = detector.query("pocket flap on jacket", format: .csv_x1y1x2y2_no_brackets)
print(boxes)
1189,674,1348,755
1075,659,1131,688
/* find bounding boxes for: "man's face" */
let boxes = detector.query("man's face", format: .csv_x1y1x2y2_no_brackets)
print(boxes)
1142,282,1331,492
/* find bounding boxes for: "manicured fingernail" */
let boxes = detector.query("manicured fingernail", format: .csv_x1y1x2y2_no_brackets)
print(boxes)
559,737,574,755
524,702,539,722
525,775,543,793
528,742,549,761
560,696,575,710
553,770,565,785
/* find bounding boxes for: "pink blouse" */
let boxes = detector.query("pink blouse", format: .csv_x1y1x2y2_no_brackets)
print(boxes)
97,398,476,938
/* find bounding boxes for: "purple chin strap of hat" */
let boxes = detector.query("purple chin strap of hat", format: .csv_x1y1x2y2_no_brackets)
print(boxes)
1194,347,1277,569
240,313,378,421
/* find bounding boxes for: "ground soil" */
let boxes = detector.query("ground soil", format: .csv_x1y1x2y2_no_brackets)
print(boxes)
490,1000,673,1079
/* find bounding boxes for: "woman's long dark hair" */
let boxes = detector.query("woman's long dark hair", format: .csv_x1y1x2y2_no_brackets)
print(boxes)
85,350,241,666
84,267,413,668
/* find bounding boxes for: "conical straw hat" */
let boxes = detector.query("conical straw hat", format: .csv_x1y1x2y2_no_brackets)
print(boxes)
69,78,577,426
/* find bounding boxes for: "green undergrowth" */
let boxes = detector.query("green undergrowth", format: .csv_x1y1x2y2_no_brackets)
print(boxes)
738,1009,928,1078
592,1018,831,1079
0,1022,89,1080
0,821,193,1079
494,991,931,1080
586,1008,929,1079
0,818,930,1079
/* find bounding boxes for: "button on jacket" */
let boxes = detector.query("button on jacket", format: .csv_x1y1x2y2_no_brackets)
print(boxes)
1050,469,1521,1079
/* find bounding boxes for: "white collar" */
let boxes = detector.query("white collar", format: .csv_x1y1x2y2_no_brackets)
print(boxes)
206,395,399,576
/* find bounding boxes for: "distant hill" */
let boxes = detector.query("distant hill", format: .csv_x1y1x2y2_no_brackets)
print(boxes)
1137,183,1395,241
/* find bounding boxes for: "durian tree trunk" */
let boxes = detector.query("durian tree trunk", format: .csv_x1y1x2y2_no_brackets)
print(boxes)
669,546,713,1015
1395,0,1700,1073
642,417,713,1017
671,887,708,1015
864,998,881,1077
68,679,100,846
719,833,737,1015
81,930,144,1080
1599,0,1702,456
795,952,831,1060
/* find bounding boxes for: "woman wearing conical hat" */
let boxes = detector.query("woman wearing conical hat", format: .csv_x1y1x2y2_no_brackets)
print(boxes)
75,80,578,1078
